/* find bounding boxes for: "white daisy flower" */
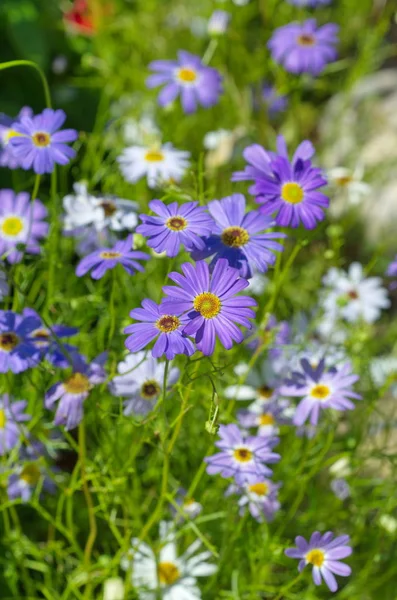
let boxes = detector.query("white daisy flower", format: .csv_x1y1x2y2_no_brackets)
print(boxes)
207,10,230,36
121,521,217,600
123,114,160,146
321,262,390,324
63,182,138,233
370,355,397,388
328,165,371,206
118,143,190,189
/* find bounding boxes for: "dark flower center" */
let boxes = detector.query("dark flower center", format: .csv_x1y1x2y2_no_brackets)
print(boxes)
156,315,180,333
100,201,117,217
347,290,358,299
0,332,19,352
297,34,316,46
233,447,253,463
64,373,91,394
32,132,51,147
258,385,273,399
166,216,188,231
141,379,161,399
221,226,250,248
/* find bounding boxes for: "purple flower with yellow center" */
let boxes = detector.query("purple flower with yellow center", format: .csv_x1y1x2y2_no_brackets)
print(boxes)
191,194,285,278
8,461,56,502
146,50,223,114
204,424,280,484
136,199,214,257
124,298,195,360
0,394,31,455
386,255,397,290
226,478,281,522
0,107,33,169
268,19,339,77
76,234,149,280
280,359,361,426
45,353,107,430
9,108,78,174
162,259,256,356
0,189,48,263
0,310,41,373
285,531,352,592
232,136,328,229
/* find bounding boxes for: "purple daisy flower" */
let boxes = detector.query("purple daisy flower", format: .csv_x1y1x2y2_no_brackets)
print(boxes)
204,424,280,484
0,394,31,455
262,84,288,116
386,255,397,290
9,108,78,174
124,298,195,360
45,353,107,430
232,136,328,229
238,401,289,437
0,189,49,263
280,359,362,426
162,259,257,356
8,461,56,502
136,199,214,258
268,19,339,77
76,234,149,280
23,308,78,368
191,194,285,278
146,50,223,114
0,310,41,373
0,107,33,169
226,478,281,522
285,531,352,592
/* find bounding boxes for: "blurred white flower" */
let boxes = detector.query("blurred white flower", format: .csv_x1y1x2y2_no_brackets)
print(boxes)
247,273,268,296
321,262,390,324
379,515,397,534
121,521,217,600
329,457,352,478
52,55,68,75
118,143,190,189
204,127,245,170
328,166,371,206
63,183,138,232
370,356,397,395
103,577,124,600
208,10,230,36
123,114,160,146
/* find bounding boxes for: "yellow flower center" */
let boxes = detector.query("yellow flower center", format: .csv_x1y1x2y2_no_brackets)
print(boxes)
20,463,41,485
1,216,24,237
248,482,269,496
233,447,253,463
335,175,353,187
31,329,51,347
177,67,197,83
100,201,117,217
158,561,181,585
3,129,21,144
306,549,325,567
258,386,273,399
310,384,330,400
0,332,19,352
297,34,316,46
99,251,122,259
193,292,221,319
64,373,91,394
259,413,275,426
221,226,250,248
0,409,7,429
145,150,164,162
165,216,188,231
156,315,180,333
281,182,304,205
141,379,161,399
32,132,51,147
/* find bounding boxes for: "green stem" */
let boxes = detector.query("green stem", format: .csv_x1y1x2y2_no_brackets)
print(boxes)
273,571,304,600
107,270,117,347
0,60,51,108
78,422,97,582
46,166,58,311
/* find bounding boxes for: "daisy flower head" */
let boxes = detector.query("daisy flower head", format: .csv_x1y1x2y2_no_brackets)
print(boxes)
137,199,214,258
146,50,223,114
23,307,78,368
204,423,280,484
208,10,230,36
0,189,48,264
162,259,257,356
76,235,149,280
45,352,107,430
280,359,362,427
9,108,78,174
0,107,33,169
191,194,286,278
321,262,390,324
121,521,217,599
226,478,281,522
118,142,190,189
268,19,339,77
0,394,31,455
63,182,139,233
262,84,288,117
110,352,180,416
224,359,282,403
285,531,352,592
238,401,289,437
0,310,42,373
328,166,370,206
124,298,195,360
8,460,56,502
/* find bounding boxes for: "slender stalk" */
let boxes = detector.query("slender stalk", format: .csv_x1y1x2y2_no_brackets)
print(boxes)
78,421,97,579
0,60,51,108
273,571,304,600
46,166,58,312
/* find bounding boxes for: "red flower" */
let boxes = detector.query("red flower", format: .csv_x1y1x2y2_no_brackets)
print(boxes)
63,0,95,36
